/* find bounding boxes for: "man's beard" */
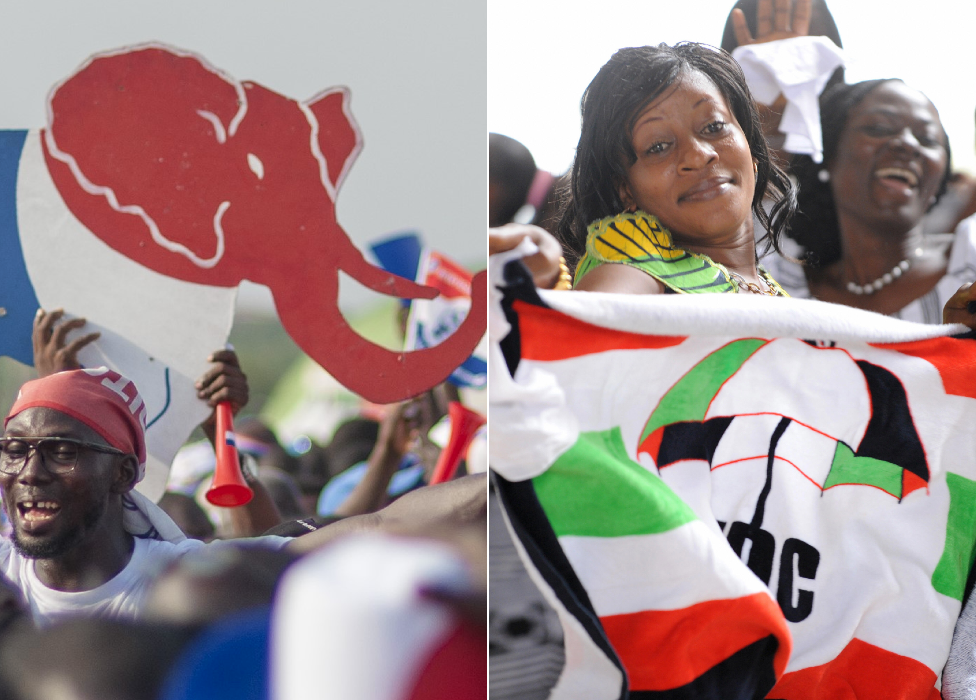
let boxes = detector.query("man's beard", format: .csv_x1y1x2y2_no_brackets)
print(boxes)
10,500,107,560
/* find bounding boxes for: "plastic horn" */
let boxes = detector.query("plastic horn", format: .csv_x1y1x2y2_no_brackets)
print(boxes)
429,401,486,485
205,402,254,507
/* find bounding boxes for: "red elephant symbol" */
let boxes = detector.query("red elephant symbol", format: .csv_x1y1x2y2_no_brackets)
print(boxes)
41,44,487,403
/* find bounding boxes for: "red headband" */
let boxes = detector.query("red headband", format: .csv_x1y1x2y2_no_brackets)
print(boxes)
5,368,148,478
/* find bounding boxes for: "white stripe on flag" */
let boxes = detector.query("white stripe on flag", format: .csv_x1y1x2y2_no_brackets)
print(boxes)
559,521,768,617
495,485,624,700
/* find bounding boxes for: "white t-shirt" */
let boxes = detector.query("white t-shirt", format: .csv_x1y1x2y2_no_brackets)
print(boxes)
762,215,976,325
0,534,290,626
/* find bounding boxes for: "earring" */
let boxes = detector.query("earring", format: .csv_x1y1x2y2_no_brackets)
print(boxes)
626,203,637,214
818,169,831,183
753,162,758,174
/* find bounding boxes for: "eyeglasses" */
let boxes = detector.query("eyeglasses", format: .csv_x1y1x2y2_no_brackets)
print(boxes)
0,437,127,475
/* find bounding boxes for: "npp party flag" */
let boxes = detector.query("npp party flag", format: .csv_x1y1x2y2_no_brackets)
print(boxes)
371,230,488,389
489,254,976,699
406,248,487,389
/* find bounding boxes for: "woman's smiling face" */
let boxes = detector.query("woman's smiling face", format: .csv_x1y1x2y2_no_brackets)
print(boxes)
618,69,756,248
829,80,947,230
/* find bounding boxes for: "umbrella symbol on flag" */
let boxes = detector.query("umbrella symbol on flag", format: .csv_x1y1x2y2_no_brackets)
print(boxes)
636,338,929,501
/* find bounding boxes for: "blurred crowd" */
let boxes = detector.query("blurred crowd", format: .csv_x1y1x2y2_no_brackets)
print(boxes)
0,302,487,700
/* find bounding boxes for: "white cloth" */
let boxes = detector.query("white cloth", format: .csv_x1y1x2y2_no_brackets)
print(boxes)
166,440,217,496
122,490,187,543
490,284,976,695
940,210,976,688
488,241,579,481
761,213,976,325
272,534,473,700
732,36,845,162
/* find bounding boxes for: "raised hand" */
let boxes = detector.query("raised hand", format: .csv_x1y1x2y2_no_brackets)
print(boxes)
732,0,812,46
32,308,101,377
196,348,250,443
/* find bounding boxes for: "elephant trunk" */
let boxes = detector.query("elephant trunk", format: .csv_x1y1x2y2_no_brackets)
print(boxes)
273,271,487,404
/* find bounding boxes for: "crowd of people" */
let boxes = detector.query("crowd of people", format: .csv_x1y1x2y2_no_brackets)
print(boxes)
0,272,487,696
489,0,976,698
12,0,976,695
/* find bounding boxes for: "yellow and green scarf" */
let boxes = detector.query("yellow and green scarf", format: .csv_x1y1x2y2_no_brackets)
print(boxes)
574,211,785,296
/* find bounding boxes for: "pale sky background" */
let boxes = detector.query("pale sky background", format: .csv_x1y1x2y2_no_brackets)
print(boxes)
0,0,486,314
489,0,976,177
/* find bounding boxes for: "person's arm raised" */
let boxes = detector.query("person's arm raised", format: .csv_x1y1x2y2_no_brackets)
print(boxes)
196,349,283,536
330,401,419,518
196,348,249,443
730,0,813,160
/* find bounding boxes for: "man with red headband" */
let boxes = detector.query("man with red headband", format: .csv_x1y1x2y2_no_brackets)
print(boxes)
0,366,287,625
0,363,488,626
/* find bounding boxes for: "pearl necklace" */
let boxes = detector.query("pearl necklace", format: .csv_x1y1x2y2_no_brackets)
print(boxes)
846,247,922,296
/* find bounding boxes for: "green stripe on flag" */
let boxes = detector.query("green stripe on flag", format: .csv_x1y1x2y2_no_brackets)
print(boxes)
639,338,766,444
932,472,976,601
532,427,697,538
823,441,903,497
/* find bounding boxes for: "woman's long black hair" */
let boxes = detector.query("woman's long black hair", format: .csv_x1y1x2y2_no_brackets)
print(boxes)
556,42,797,267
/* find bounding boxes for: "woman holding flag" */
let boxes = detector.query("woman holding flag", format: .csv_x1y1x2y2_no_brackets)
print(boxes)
488,35,976,698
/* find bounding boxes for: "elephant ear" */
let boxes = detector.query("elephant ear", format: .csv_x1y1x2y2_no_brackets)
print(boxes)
305,88,363,199
44,44,247,279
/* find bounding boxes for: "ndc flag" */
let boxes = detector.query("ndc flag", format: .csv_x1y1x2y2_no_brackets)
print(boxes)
489,258,976,699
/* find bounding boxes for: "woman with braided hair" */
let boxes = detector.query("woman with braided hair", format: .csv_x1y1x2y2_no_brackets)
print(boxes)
762,78,976,326
555,42,797,298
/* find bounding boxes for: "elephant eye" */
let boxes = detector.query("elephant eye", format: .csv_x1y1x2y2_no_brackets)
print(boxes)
247,153,265,180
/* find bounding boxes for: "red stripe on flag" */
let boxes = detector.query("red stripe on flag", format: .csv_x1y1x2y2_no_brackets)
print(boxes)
873,337,976,400
514,300,686,361
599,591,791,691
769,637,937,700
